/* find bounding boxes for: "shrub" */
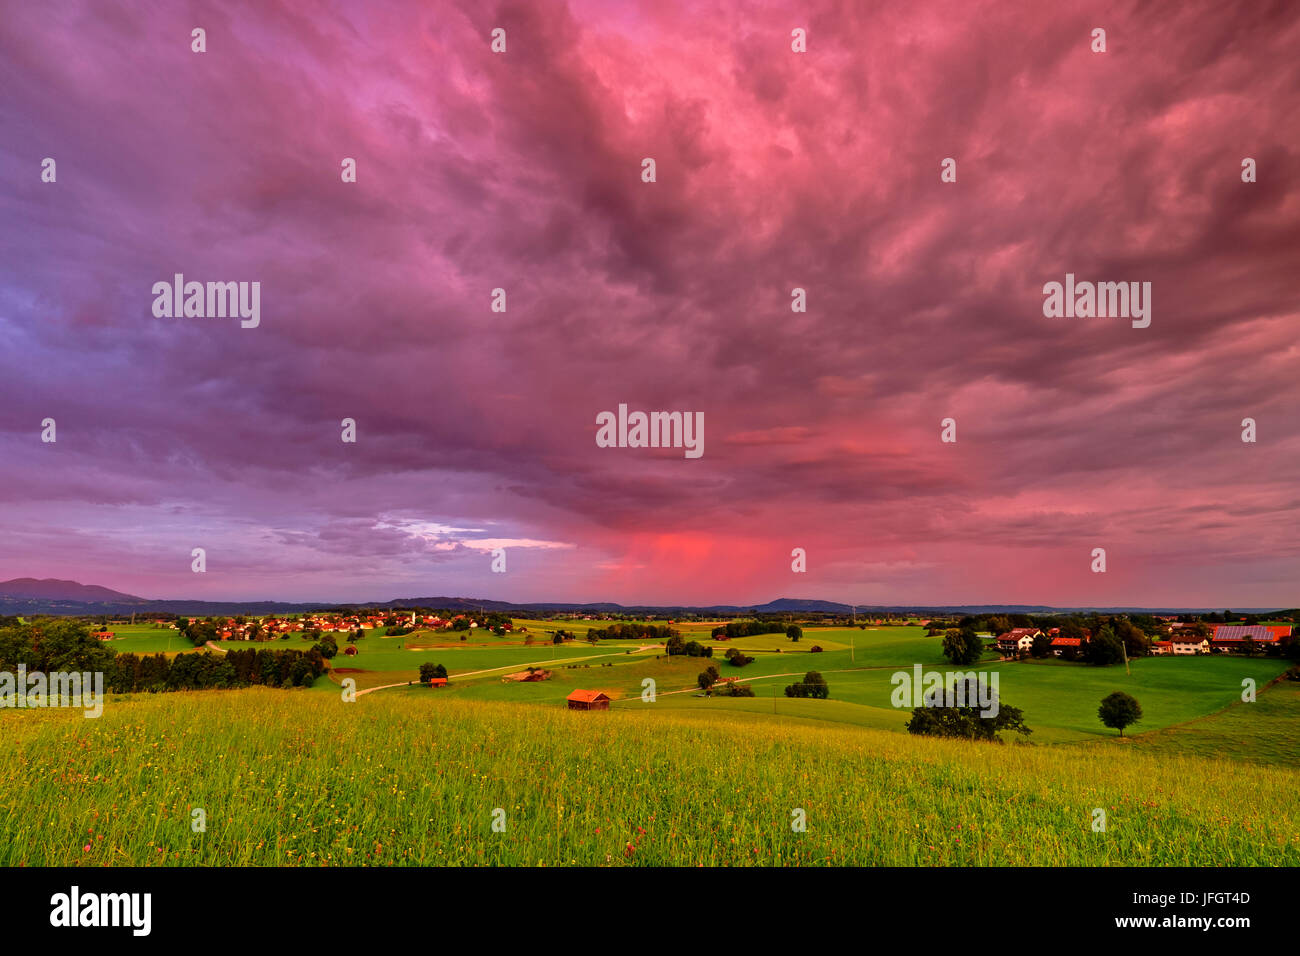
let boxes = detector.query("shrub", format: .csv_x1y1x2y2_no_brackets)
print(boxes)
724,647,754,667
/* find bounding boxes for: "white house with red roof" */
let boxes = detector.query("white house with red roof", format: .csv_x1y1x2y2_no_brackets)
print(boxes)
996,628,1043,655
1171,636,1209,655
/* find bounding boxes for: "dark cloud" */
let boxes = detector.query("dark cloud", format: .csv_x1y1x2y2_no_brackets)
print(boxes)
0,0,1296,605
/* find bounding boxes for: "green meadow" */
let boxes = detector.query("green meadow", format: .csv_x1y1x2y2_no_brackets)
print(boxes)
1,621,1295,866
659,653,1287,743
325,640,630,690
98,623,195,656
2,687,1296,866
1127,677,1300,768
361,626,1288,744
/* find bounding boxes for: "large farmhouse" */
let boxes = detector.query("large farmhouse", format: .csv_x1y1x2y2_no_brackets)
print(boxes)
1211,624,1291,653
996,628,1043,655
1153,636,1209,655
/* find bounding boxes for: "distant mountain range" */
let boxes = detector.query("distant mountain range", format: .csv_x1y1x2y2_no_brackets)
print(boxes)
0,578,1289,618
0,577,148,603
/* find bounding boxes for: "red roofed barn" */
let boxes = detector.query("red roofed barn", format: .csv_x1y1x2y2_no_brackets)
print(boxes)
566,689,611,711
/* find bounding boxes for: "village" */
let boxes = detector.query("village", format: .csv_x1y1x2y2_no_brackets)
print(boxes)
90,609,516,642
992,621,1294,658
81,609,1297,665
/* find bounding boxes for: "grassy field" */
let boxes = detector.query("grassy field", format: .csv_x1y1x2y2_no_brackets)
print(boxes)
2,686,1295,866
352,626,1289,744
322,641,634,690
1127,676,1300,768
651,654,1289,743
2,618,1295,866
99,624,194,656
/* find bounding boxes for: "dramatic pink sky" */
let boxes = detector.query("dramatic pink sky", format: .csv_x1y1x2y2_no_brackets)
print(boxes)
1,1,1297,607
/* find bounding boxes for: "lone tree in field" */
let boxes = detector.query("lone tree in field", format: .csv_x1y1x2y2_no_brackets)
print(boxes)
1098,691,1142,736
786,625,802,642
942,627,984,666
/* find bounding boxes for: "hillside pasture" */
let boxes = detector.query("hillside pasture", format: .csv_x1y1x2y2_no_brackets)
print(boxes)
1,687,1295,866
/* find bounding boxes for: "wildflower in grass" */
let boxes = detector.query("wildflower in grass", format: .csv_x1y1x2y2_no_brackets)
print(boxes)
83,844,91,852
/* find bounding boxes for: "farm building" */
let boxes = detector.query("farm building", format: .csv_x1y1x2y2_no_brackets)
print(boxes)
996,628,1043,654
1171,637,1209,655
1211,625,1289,652
1049,636,1084,657
428,677,447,688
91,630,115,641
566,689,610,711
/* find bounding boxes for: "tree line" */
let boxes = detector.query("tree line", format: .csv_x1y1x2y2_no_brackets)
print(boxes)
587,622,677,641
0,619,324,691
711,620,788,639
